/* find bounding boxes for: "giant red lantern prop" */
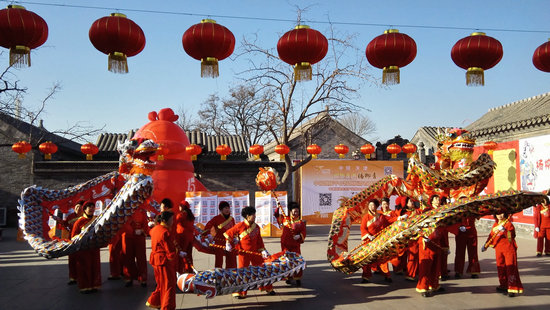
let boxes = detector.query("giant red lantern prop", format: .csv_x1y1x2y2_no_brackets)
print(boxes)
451,32,503,86
81,143,99,161
307,144,322,159
256,167,279,192
185,144,202,161
360,144,375,159
533,39,550,73
334,144,349,159
483,141,498,155
386,143,401,159
89,13,146,74
249,144,264,160
182,19,235,78
0,5,48,67
275,144,290,161
216,144,231,160
402,143,417,158
365,29,417,85
277,25,328,81
12,141,32,159
39,141,57,160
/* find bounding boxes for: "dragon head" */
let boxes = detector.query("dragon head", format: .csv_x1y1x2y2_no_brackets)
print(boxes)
435,128,475,169
117,138,159,175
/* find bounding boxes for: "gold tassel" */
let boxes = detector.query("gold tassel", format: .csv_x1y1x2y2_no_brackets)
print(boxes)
191,155,197,161
312,154,317,159
254,154,260,160
108,52,129,74
382,66,400,85
221,155,227,160
339,154,345,159
364,154,371,159
18,154,26,159
279,154,285,161
10,46,31,67
86,154,93,161
45,154,52,160
466,67,484,86
294,62,312,81
391,154,397,159
201,57,219,78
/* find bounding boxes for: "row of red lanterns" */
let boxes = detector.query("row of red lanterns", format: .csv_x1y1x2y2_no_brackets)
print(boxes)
1,5,549,83
11,141,100,160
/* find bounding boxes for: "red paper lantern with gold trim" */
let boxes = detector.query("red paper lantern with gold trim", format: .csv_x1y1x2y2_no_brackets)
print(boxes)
0,5,48,67
402,143,417,158
81,143,99,161
249,144,264,160
483,141,498,155
360,144,375,159
216,144,231,160
89,13,146,74
365,29,417,85
451,32,503,86
386,143,401,159
307,144,322,159
39,141,57,160
533,39,550,73
186,144,202,161
12,141,32,159
275,144,290,161
334,144,349,159
182,19,235,78
277,25,328,81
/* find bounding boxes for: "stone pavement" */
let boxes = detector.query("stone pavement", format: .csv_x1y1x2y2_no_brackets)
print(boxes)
1,225,549,310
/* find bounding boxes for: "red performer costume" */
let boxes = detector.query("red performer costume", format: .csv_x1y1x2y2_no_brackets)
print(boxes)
146,212,177,310
360,199,391,283
224,206,275,298
202,201,237,268
388,197,408,275
275,202,306,285
482,214,523,297
66,200,83,285
175,201,196,273
416,225,445,297
453,216,481,278
404,198,421,281
71,201,101,293
534,200,550,256
108,231,124,280
122,209,149,287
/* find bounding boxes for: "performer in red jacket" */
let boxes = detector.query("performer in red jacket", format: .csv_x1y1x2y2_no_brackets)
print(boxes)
146,211,177,310
275,201,306,286
71,201,101,294
224,206,275,299
405,197,421,281
534,198,550,256
482,212,523,297
202,201,237,268
122,208,149,287
454,215,481,278
360,199,391,283
65,200,83,285
175,201,196,273
388,197,408,275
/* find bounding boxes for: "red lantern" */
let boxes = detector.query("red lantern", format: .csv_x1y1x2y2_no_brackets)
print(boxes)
186,144,202,161
386,143,401,159
277,25,328,81
360,144,376,159
334,144,349,159
249,144,264,160
12,141,32,159
451,32,503,86
402,143,417,158
39,141,57,160
81,143,99,161
483,141,498,155
275,144,290,161
307,144,322,159
256,167,279,191
533,39,550,73
89,13,146,74
365,29,417,85
216,144,231,160
182,19,235,78
0,5,48,67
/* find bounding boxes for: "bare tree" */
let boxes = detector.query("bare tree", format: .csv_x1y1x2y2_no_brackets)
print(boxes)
175,105,197,132
337,112,378,140
195,94,227,136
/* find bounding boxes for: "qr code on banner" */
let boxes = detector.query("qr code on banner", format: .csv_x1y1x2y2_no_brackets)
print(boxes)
319,193,332,206
384,166,394,175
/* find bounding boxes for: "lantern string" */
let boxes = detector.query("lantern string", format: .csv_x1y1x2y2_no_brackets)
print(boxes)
7,0,550,34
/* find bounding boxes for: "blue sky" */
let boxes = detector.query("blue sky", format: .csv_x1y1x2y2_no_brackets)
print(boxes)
5,0,550,143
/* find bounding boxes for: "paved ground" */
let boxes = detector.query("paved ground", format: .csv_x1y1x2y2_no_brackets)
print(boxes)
1,225,549,310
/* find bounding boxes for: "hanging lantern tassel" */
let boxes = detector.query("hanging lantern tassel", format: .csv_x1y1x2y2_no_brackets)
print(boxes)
365,154,371,159
108,52,129,74
86,154,93,160
10,46,31,67
201,57,219,78
391,153,397,159
294,62,312,81
382,66,400,85
466,67,484,86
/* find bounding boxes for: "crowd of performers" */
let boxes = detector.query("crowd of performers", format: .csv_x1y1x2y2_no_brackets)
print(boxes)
359,195,550,298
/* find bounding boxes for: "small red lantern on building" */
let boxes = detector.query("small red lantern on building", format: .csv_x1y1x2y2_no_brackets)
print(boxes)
365,29,417,85
89,13,146,73
334,144,349,159
249,144,264,160
39,141,57,160
533,39,550,73
275,144,290,161
12,141,32,159
483,141,498,155
81,143,99,161
386,143,401,159
186,144,202,161
0,5,48,67
402,143,417,158
216,144,231,161
307,144,322,159
451,32,503,86
277,25,328,81
182,19,235,78
360,144,376,159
